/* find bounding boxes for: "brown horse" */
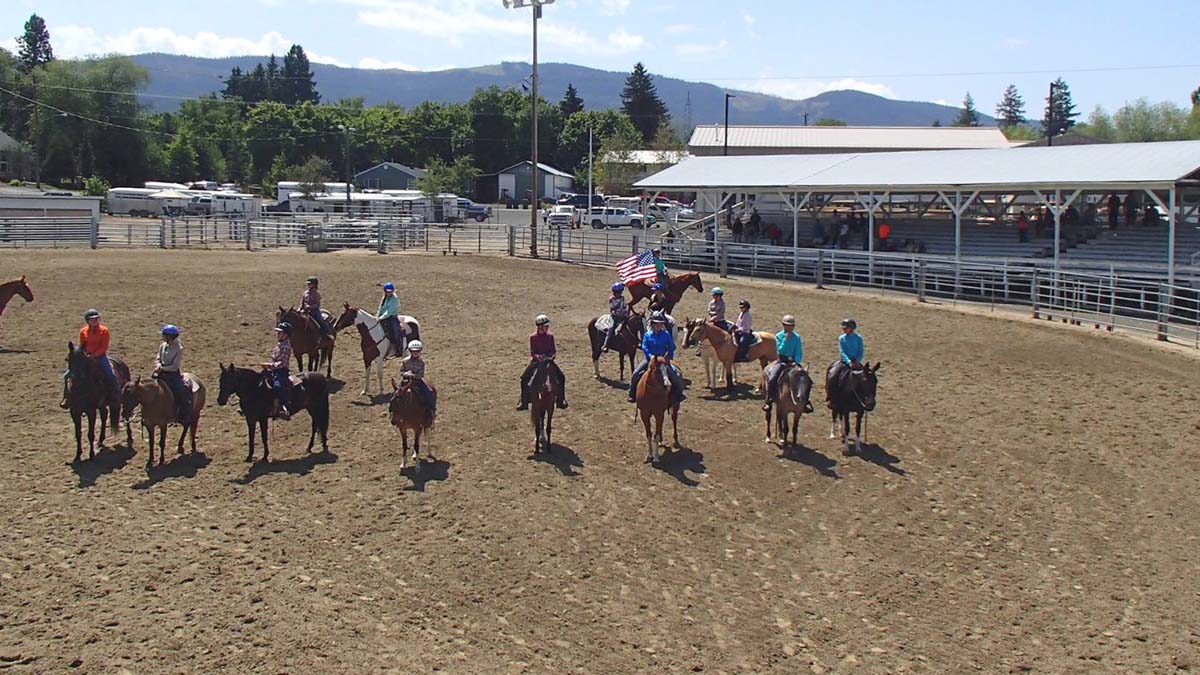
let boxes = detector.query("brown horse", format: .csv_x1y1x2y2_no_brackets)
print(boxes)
587,309,644,381
65,343,131,462
628,272,703,314
389,374,436,470
683,320,776,395
277,306,334,377
635,355,681,464
683,317,741,388
0,276,33,319
529,361,560,454
121,373,207,466
765,365,813,447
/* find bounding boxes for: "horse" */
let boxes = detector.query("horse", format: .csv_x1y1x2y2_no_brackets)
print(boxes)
587,309,645,381
635,355,681,465
332,303,422,396
64,343,130,462
0,276,33,319
217,363,330,462
277,306,335,377
121,373,207,466
765,365,814,446
683,320,776,395
528,360,560,454
388,374,436,470
826,362,880,456
628,272,703,314
683,318,739,388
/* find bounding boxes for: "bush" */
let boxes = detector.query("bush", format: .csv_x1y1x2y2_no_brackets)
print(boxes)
82,176,111,197
8,179,21,187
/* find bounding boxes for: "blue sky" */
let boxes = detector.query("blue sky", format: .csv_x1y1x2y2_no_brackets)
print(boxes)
4,0,1199,116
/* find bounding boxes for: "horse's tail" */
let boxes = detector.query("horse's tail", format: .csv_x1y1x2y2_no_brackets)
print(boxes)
109,356,131,433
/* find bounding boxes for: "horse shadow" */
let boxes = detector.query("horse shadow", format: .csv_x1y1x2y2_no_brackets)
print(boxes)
0,347,31,354
852,443,906,476
232,450,339,485
699,383,760,402
402,456,450,492
777,442,840,479
324,378,346,395
69,442,136,488
596,375,629,391
654,444,706,487
351,392,393,407
132,451,212,490
529,443,584,477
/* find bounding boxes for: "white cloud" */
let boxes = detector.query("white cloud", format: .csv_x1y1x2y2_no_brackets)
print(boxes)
732,77,896,101
675,39,728,61
664,24,697,35
599,0,631,14
1003,36,1029,48
742,13,759,40
357,57,419,70
51,25,347,65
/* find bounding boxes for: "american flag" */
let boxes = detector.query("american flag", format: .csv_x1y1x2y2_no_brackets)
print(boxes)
617,249,657,284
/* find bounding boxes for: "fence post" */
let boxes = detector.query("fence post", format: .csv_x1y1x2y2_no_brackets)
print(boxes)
89,218,99,250
632,235,639,256
1156,284,1170,341
917,259,927,302
478,227,482,254
556,227,564,261
245,219,252,250
1031,269,1040,319
377,221,386,254
159,218,166,249
507,226,515,256
816,249,825,289
718,243,729,278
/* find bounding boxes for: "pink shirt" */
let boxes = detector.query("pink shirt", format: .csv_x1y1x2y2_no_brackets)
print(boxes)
734,311,752,332
529,331,556,358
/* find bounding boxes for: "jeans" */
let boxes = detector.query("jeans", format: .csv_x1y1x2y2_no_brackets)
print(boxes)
764,359,798,403
308,308,332,336
735,332,755,360
603,314,627,349
158,370,192,420
521,359,566,403
629,358,684,402
411,378,437,412
710,319,733,333
380,317,402,356
62,356,119,401
269,368,291,413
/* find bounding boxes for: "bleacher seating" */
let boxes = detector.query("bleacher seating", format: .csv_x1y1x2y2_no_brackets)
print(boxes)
1060,224,1200,266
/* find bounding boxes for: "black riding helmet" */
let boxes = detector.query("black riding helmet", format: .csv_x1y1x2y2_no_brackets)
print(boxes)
275,322,293,335
307,276,319,287
738,299,750,309
841,318,857,330
84,308,101,320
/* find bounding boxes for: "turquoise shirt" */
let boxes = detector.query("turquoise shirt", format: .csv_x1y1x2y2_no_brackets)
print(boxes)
776,330,802,362
839,332,864,364
377,294,400,320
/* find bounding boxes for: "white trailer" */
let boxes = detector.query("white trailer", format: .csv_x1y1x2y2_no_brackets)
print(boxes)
106,187,164,216
277,181,353,206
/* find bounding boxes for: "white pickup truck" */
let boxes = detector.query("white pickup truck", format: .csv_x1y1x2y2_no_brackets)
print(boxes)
546,204,577,228
587,207,645,229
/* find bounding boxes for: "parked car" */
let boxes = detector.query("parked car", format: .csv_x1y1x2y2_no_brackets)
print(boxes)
547,204,577,228
587,207,644,229
457,198,492,222
557,193,606,209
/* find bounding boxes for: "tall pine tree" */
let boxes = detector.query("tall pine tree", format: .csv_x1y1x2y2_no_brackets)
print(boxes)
1042,78,1079,137
620,62,669,144
995,84,1025,127
952,92,981,127
281,45,319,105
559,84,584,118
16,14,53,72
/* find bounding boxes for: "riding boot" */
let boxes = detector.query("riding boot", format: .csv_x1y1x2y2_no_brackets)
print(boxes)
556,383,568,410
59,380,69,409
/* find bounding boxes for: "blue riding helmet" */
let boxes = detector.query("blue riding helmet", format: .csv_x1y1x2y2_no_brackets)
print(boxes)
611,282,625,292
711,287,724,295
161,324,180,336
651,283,663,291
383,282,395,292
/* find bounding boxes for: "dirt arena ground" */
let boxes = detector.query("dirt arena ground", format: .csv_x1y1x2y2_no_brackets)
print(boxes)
1,248,1199,675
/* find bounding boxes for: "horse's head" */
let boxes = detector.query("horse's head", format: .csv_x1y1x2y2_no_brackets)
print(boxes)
66,341,92,375
683,319,705,348
217,362,237,406
850,362,880,411
687,273,704,294
15,276,32,302
120,377,142,420
625,310,646,339
333,303,358,333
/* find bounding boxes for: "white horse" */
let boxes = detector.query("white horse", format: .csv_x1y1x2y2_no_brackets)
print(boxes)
333,304,421,395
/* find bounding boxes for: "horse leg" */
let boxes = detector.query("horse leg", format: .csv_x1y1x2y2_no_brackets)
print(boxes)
375,358,384,394
412,428,421,471
98,405,108,446
842,414,854,456
145,423,155,466
764,403,774,443
244,418,256,463
829,409,838,440
755,357,768,394
86,410,97,459
642,412,654,463
791,410,800,446
325,347,332,378
259,419,270,463
72,411,83,462
653,413,664,462
724,362,735,395
854,412,864,453
189,416,199,454
158,425,167,465
593,358,601,380
546,408,553,450
671,406,679,448
400,429,409,470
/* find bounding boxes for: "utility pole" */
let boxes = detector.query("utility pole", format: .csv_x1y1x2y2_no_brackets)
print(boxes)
587,126,593,226
723,93,735,156
337,124,355,209
1046,81,1058,147
803,112,809,127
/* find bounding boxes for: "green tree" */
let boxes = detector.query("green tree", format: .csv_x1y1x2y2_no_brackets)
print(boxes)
415,155,479,196
262,153,292,198
814,117,847,126
1112,98,1189,142
953,92,981,127
559,83,584,118
16,14,54,71
165,132,199,182
620,62,670,144
558,109,639,180
999,124,1041,141
593,121,645,195
82,175,110,196
295,155,333,197
467,86,521,173
650,119,685,151
281,45,319,105
1042,78,1079,138
1073,105,1115,141
995,84,1025,128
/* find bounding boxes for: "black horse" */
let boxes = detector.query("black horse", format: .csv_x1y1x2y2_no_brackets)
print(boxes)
217,363,330,463
825,361,880,456
65,342,130,462
588,310,645,381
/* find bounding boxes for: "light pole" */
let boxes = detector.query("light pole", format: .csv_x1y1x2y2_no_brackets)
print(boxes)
337,124,356,211
723,93,735,156
503,0,554,257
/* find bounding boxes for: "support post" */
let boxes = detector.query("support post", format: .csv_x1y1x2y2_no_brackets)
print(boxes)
245,219,252,251
556,226,564,262
1167,187,1177,289
1031,269,1041,318
918,259,927,302
719,243,729,278
816,249,825,289
377,220,386,254
89,218,99,250
507,225,515,256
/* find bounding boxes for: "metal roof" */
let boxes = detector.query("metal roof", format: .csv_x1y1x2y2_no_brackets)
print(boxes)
688,125,1013,150
493,161,574,178
355,162,425,178
635,140,1200,193
600,150,690,164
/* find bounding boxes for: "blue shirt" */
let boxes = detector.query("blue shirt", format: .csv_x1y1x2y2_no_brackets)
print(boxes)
839,332,864,364
641,328,676,359
776,331,802,362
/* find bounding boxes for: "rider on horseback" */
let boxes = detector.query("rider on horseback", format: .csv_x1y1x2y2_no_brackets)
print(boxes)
61,308,119,408
263,322,294,420
762,315,812,414
652,248,669,288
648,283,669,314
733,300,754,361
827,318,865,400
154,324,192,423
707,287,732,332
628,312,685,404
602,282,630,353
399,340,436,422
377,282,402,358
517,314,568,411
302,277,334,339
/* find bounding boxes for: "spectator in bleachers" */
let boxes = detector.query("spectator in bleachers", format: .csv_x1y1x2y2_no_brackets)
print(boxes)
838,218,850,249
1016,211,1030,242
1064,205,1080,225
1123,194,1138,226
1142,204,1161,225
1082,202,1098,228
766,222,783,246
811,220,825,247
1106,194,1120,230
1035,207,1051,237
731,214,744,242
878,222,891,251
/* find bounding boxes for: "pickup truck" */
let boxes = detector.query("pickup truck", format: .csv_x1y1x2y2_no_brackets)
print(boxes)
457,198,492,222
587,207,645,229
546,204,577,228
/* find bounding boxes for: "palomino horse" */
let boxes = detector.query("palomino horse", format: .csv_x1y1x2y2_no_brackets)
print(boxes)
0,276,33,318
389,374,436,470
587,309,645,381
635,356,681,464
765,365,814,446
217,363,330,462
628,272,703,314
683,320,776,395
826,362,880,456
528,361,560,454
277,307,335,377
332,303,421,395
121,373,207,466
683,318,739,388
65,343,130,462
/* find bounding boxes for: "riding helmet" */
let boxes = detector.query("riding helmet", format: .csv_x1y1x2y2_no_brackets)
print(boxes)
611,282,625,292
650,311,667,324
161,324,180,336
651,283,663,291
781,315,796,326
307,276,319,286
841,318,857,330
408,340,424,352
738,299,751,309
84,308,101,320
711,287,724,295
275,322,293,335
535,314,551,326
383,282,395,292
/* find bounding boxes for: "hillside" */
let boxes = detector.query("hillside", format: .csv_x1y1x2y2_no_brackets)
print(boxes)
129,53,994,127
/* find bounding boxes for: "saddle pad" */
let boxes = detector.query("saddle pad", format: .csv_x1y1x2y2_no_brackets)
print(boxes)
318,309,333,322
288,375,303,387
595,314,613,331
181,373,201,393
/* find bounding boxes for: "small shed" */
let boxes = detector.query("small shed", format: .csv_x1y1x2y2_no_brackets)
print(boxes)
0,130,28,182
477,161,574,205
354,162,425,191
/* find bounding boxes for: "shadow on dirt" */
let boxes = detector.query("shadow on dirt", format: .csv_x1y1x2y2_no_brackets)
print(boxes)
232,450,339,485
850,443,906,476
653,444,706,487
777,442,839,479
133,451,212,490
70,442,136,488
530,443,584,477
402,456,450,492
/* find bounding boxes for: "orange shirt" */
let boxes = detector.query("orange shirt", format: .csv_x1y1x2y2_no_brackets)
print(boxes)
79,324,111,357
879,223,891,239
